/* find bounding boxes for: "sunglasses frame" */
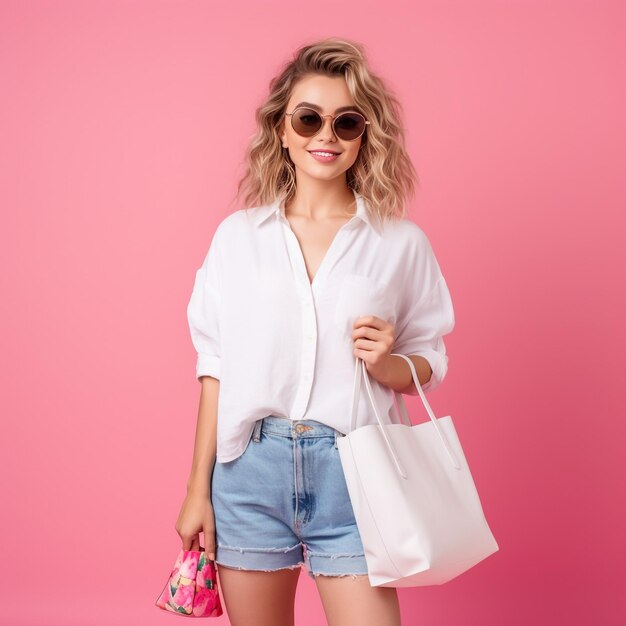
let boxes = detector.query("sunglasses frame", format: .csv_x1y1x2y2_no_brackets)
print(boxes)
285,106,370,142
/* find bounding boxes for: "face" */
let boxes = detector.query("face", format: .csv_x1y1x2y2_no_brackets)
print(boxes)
280,74,365,183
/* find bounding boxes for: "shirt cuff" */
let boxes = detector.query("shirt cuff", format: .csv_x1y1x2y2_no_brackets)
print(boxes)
405,349,448,393
196,354,221,381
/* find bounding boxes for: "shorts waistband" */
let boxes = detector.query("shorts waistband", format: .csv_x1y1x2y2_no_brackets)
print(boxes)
254,415,343,440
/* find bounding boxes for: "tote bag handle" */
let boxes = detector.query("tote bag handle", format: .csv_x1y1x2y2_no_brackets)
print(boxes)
348,354,462,478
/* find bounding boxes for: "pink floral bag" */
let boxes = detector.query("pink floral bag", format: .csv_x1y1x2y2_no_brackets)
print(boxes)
155,547,223,618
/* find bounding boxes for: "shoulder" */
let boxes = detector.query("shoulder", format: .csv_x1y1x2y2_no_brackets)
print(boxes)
208,208,255,247
213,210,244,236
214,204,273,237
380,217,434,254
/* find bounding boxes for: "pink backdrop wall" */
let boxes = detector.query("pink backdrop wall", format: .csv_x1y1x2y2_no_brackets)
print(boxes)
2,1,625,624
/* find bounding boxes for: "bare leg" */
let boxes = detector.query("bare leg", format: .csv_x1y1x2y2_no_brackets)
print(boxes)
314,573,402,626
216,563,303,626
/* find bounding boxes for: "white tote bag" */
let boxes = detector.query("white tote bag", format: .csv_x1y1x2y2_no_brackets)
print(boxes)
337,353,499,587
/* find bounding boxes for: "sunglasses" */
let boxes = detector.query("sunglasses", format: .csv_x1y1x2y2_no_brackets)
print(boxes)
285,107,370,141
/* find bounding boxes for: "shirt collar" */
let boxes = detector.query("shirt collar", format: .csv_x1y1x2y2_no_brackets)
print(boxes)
251,188,382,236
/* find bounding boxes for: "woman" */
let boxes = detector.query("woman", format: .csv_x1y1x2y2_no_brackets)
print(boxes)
176,38,455,626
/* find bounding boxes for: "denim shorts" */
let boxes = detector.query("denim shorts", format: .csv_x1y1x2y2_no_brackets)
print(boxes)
210,415,369,579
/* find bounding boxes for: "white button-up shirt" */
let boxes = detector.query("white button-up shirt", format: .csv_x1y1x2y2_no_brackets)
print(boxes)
187,189,455,463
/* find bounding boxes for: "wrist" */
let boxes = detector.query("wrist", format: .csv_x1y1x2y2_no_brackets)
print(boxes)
186,474,211,497
367,353,395,387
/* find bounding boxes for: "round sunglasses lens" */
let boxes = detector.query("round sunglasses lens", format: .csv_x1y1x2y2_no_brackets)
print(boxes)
335,113,365,140
292,108,322,136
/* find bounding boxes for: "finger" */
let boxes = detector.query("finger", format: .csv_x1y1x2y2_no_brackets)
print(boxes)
204,527,216,562
354,315,384,329
353,336,377,351
181,533,192,551
353,327,384,345
189,535,200,551
352,325,372,341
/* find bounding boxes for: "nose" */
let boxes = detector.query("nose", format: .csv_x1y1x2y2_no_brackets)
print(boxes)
317,115,337,141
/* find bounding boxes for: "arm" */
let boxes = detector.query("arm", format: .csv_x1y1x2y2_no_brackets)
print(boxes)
185,228,223,495
186,376,220,497
178,228,223,556
373,227,456,395
176,375,219,557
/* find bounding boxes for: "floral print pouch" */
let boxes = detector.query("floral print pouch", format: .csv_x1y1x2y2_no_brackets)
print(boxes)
155,547,223,618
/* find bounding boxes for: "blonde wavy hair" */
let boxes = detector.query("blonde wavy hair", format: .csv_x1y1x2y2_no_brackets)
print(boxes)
233,37,419,223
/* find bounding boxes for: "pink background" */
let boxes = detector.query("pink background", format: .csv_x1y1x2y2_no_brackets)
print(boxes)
2,1,625,625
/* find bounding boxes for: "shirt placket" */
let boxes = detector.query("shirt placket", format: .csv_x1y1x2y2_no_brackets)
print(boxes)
277,213,319,420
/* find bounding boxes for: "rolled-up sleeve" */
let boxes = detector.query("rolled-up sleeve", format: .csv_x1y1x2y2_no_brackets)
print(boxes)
391,230,456,393
187,230,222,381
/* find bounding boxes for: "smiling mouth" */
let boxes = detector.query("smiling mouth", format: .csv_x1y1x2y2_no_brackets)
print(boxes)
308,150,341,156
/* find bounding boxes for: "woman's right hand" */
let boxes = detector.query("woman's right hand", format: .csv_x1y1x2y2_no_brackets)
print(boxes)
175,490,217,561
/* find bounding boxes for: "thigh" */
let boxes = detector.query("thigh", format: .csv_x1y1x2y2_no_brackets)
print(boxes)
210,422,306,625
314,574,401,626
218,565,302,626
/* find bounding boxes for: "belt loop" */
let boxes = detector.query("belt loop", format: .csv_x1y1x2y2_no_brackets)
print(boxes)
252,418,263,443
334,431,338,449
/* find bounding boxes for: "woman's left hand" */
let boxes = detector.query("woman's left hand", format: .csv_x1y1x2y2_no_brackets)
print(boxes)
351,315,395,381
